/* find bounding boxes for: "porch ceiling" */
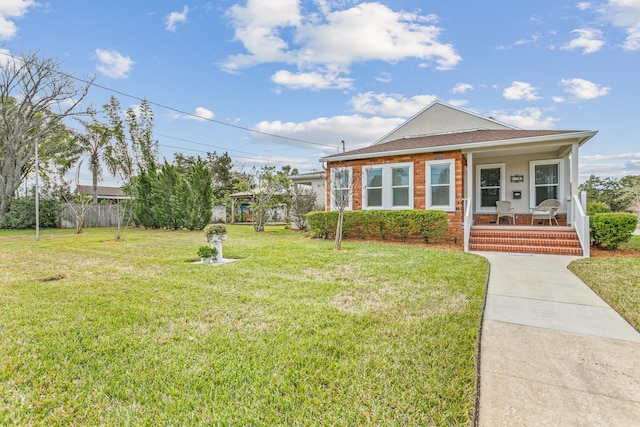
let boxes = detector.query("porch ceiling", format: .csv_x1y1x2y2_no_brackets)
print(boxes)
464,140,574,159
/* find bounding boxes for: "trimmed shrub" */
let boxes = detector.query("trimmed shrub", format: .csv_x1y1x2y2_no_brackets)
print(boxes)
307,211,335,239
587,201,611,216
306,210,449,244
590,212,638,249
413,210,448,243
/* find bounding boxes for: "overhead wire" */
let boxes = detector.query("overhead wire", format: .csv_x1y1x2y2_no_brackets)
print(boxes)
0,49,341,154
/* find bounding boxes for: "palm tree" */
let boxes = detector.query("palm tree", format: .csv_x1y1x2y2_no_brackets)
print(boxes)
74,107,112,204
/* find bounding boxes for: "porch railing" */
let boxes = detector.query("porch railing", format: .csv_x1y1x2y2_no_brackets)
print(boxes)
463,198,472,252
573,192,590,258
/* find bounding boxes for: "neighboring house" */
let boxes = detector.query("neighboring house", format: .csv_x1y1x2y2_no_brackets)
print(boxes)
320,101,597,255
76,185,128,204
289,171,326,209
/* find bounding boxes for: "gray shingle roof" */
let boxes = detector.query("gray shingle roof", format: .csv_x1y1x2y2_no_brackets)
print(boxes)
323,129,584,161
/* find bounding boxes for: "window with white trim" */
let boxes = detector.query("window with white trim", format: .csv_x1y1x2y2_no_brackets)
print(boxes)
361,162,413,209
365,168,383,208
476,163,505,211
330,167,352,210
530,159,562,207
426,159,456,211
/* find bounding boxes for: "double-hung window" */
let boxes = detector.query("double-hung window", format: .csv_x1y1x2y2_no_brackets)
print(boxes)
365,168,383,208
426,159,456,211
530,159,562,206
362,162,413,209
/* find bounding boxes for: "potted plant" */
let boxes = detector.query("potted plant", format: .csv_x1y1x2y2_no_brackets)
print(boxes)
197,246,218,264
204,223,227,242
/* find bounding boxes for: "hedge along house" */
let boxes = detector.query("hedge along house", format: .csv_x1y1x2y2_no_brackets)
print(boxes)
320,101,597,256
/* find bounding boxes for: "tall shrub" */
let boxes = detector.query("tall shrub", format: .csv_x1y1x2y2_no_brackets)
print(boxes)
590,212,637,249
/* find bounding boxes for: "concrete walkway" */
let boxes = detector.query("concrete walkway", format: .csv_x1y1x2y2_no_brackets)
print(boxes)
475,252,640,426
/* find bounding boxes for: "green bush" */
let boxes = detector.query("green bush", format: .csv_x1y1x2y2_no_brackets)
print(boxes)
587,201,611,216
306,211,336,239
306,210,449,243
413,210,448,243
590,212,638,249
0,196,61,229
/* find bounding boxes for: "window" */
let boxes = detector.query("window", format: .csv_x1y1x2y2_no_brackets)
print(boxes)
361,163,413,210
365,168,383,207
392,166,410,207
530,160,562,207
330,167,352,210
476,164,505,211
426,159,456,211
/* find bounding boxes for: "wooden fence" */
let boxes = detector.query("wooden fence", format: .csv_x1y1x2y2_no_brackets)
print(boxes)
60,204,125,228
60,204,227,228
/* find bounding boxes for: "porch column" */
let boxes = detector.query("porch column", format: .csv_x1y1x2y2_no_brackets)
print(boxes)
464,152,473,252
465,152,472,207
230,197,236,224
571,142,579,226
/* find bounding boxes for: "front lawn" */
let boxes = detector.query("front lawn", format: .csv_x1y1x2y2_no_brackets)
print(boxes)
0,226,488,425
569,239,640,331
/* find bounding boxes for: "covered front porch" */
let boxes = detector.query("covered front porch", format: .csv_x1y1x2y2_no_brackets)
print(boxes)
461,134,592,257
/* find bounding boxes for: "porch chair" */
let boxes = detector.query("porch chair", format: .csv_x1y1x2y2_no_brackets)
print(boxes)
496,200,515,225
530,199,560,225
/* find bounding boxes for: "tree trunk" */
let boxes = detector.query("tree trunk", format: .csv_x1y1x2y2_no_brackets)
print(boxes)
92,164,99,204
334,208,344,250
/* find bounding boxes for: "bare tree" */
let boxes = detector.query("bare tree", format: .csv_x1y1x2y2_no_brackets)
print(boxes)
290,184,319,231
0,50,92,217
331,167,353,250
62,160,93,234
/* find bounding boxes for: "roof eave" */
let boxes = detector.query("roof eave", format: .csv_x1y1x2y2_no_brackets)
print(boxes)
321,130,598,163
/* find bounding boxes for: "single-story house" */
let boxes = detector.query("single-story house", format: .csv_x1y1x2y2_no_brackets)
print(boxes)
76,185,128,204
320,101,597,256
288,171,326,209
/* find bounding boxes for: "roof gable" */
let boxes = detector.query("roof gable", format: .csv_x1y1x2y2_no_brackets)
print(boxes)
374,100,517,145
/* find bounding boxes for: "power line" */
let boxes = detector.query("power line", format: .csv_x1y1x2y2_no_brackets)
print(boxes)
0,50,340,151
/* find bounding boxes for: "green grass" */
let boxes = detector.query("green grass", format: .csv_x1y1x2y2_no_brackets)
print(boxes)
569,257,640,332
0,226,488,425
620,234,640,251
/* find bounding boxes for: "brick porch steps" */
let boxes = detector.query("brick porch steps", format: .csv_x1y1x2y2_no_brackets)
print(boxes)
469,225,583,256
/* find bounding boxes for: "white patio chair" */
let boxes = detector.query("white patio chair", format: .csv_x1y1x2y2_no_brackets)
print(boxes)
496,200,515,225
530,199,560,225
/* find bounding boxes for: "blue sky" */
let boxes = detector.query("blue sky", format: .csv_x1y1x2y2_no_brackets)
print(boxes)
2,0,639,184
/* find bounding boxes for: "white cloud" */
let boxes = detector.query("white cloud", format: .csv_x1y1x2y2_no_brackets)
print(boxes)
503,81,540,101
232,154,319,171
577,2,592,11
253,114,404,152
271,69,353,90
580,152,640,180
189,107,215,121
452,83,473,94
0,0,35,40
349,92,437,117
560,78,610,99
168,106,215,121
561,28,605,54
95,49,135,79
375,72,392,83
491,107,558,129
599,0,640,50
166,6,189,32
223,2,461,82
